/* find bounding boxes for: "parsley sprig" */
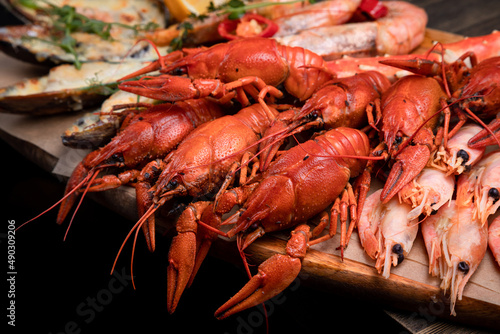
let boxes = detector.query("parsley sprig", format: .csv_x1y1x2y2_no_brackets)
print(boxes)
84,72,119,95
170,21,194,51
210,0,313,20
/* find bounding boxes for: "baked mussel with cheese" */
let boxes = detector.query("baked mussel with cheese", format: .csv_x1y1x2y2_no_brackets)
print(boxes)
0,61,150,115
61,90,156,149
0,0,168,66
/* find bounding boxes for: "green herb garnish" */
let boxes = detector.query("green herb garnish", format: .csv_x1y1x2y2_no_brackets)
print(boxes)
170,21,194,51
210,0,314,20
85,72,119,95
16,0,159,69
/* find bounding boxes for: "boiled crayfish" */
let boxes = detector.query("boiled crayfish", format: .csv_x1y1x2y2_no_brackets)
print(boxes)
56,99,224,230
162,127,372,315
118,37,335,117
113,102,280,254
258,70,391,170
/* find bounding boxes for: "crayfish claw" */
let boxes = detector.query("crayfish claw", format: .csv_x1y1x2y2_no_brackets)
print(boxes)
166,202,221,313
214,253,302,319
381,145,430,203
56,161,95,225
167,232,196,314
215,225,309,319
140,216,156,253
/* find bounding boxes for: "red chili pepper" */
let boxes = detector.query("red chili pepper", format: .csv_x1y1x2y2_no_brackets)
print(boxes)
218,13,279,40
358,0,388,20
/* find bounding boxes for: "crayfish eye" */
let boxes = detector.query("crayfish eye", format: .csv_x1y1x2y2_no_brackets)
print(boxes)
167,179,178,189
458,261,469,274
393,135,403,146
111,153,124,163
392,243,404,264
169,67,185,76
429,202,438,215
488,187,499,203
457,149,470,164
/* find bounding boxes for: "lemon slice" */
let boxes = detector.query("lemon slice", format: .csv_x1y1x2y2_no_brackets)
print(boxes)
164,0,225,21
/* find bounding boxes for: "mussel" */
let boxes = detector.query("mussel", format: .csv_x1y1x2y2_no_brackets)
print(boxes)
61,90,156,149
0,61,151,115
0,0,168,66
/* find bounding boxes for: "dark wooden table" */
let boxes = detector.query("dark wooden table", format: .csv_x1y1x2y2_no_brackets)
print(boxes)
408,0,499,36
1,1,499,333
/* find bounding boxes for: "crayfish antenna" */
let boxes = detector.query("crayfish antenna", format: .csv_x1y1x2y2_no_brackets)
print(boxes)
16,170,96,231
63,171,99,241
117,38,166,81
468,116,500,148
118,60,162,81
110,203,159,289
457,100,500,148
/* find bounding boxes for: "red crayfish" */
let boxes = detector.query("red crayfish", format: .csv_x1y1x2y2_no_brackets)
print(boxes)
118,37,335,117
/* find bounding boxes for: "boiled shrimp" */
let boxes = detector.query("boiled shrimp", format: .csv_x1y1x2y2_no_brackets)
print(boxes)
271,0,361,37
397,167,455,220
421,201,488,315
431,123,486,175
358,189,419,278
275,1,427,60
489,215,500,267
148,0,360,47
456,150,500,226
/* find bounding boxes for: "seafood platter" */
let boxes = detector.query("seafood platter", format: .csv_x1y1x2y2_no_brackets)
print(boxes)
1,0,499,331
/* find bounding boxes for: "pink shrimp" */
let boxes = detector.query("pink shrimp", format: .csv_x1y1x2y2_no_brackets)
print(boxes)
276,1,427,60
397,167,455,220
358,189,419,278
430,123,486,175
421,200,488,315
271,0,362,38
489,216,500,267
456,150,500,226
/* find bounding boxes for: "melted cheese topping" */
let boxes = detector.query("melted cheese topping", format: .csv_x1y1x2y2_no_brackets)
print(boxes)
1,61,151,96
5,0,168,63
15,0,166,27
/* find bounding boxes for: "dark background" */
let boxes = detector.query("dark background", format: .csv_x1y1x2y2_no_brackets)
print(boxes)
2,1,499,333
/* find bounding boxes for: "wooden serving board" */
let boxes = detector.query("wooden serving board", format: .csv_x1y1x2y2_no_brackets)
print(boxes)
0,28,499,331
